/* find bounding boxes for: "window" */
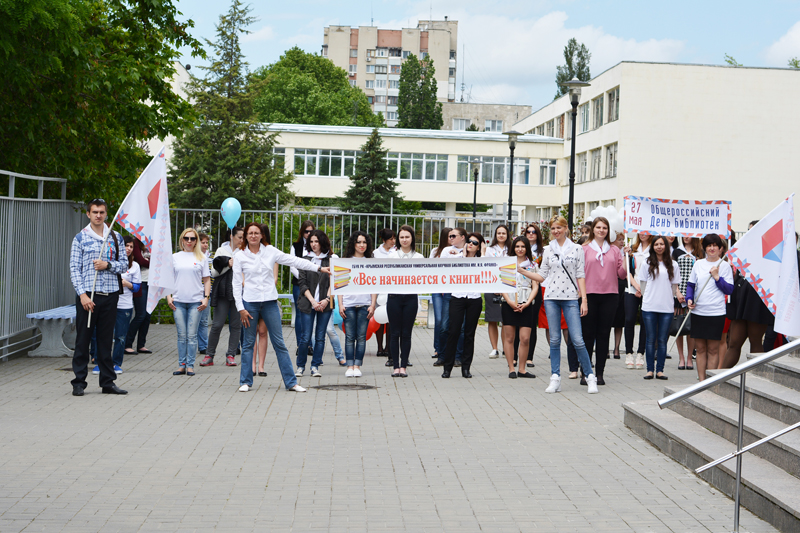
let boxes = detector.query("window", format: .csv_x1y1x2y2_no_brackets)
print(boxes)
272,148,285,171
391,65,401,74
402,50,410,59
387,153,448,180
608,87,619,122
389,80,399,89
457,156,530,185
349,49,358,58
484,119,503,132
365,80,374,89
449,68,455,77
294,149,357,177
539,159,557,185
366,49,375,58
366,65,375,73
555,115,563,139
536,125,545,136
420,51,428,59
450,50,456,59
375,65,387,74
602,199,615,208
606,143,618,177
376,48,388,57
322,46,328,57
579,103,590,133
375,95,386,103
536,207,552,222
389,48,401,57
593,96,604,129
577,152,587,182
387,96,398,105
452,118,471,130
375,79,386,89
590,149,602,181
367,96,373,104
349,80,357,88
386,112,398,121
348,64,357,74
546,120,554,137
565,112,573,140
588,201,599,213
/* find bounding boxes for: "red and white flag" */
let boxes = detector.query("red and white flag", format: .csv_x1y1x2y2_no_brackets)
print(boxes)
113,147,175,313
728,195,800,337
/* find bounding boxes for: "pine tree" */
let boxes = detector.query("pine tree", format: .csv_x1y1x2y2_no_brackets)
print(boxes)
170,0,293,210
554,38,591,99
340,129,402,213
397,53,443,129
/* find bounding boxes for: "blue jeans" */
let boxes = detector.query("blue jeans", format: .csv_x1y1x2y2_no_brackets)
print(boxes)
126,282,150,350
242,300,297,388
642,311,673,373
173,302,201,368
544,299,593,377
112,308,133,367
292,285,305,348
297,309,332,369
343,306,370,366
432,293,448,355
326,316,344,361
197,305,210,351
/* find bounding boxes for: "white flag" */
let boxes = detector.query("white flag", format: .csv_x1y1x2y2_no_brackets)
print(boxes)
113,147,175,313
728,195,800,337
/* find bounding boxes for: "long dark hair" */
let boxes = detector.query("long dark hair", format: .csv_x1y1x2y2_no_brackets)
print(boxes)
510,235,533,263
524,224,544,257
306,229,331,255
465,232,484,257
259,224,271,245
489,224,510,255
397,225,416,252
378,227,395,243
295,220,314,244
345,231,374,258
432,227,452,258
647,235,675,281
123,235,134,268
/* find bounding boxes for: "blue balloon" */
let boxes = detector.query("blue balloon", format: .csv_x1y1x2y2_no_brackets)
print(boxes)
221,198,242,229
333,310,343,327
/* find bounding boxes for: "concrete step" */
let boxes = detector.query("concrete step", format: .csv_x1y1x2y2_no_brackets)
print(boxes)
747,353,800,393
706,369,800,426
624,400,800,533
662,385,800,479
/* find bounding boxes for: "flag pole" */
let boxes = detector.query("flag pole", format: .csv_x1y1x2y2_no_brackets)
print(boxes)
668,258,724,353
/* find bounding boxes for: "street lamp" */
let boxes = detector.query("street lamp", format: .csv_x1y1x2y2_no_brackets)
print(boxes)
559,77,590,235
470,158,481,230
502,130,521,228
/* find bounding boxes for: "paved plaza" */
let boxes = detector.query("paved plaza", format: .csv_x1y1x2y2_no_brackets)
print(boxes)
0,324,776,532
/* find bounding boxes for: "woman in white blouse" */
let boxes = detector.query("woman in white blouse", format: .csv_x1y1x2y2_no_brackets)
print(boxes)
501,236,539,379
484,225,510,359
386,225,423,377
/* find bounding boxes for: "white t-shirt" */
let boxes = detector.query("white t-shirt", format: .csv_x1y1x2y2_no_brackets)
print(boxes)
627,245,651,294
118,261,141,310
172,251,211,303
373,245,396,259
342,292,373,308
485,244,508,258
688,259,733,316
638,261,678,313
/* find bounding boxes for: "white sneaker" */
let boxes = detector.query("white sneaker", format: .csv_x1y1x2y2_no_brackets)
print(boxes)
290,384,307,392
635,353,645,369
295,367,304,377
545,374,561,393
489,349,499,359
625,353,635,369
311,367,321,377
353,368,362,377
586,374,599,394
345,368,354,377
238,384,249,392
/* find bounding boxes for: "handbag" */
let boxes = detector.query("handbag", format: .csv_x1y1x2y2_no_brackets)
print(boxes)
669,312,691,337
491,294,504,304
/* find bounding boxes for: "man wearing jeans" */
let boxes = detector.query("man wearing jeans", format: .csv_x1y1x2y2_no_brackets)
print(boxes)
69,199,129,396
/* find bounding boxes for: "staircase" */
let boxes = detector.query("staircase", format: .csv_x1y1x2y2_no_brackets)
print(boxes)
623,353,800,532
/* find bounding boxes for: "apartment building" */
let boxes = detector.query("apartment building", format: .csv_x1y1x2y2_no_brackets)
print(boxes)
513,61,800,231
322,19,458,127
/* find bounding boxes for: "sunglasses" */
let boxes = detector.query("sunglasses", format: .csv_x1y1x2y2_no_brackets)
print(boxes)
448,234,458,239
468,240,481,246
183,236,197,242
304,229,312,234
526,229,536,234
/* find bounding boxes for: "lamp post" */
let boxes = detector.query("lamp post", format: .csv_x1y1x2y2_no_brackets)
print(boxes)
470,158,481,231
502,130,521,228
559,77,590,235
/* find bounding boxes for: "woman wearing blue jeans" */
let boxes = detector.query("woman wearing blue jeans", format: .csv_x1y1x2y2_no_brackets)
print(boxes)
531,216,598,394
638,235,684,380
233,222,327,392
167,228,211,376
429,227,452,360
110,236,141,373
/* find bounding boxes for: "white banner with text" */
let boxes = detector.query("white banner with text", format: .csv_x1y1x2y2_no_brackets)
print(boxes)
624,195,732,238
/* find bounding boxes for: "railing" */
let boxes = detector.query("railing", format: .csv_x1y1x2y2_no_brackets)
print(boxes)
658,337,800,533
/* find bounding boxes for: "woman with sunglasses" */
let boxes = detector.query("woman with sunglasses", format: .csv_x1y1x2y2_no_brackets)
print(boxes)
386,225,424,377
433,227,468,367
441,232,484,379
291,221,315,356
501,236,538,379
233,222,329,392
167,228,211,376
485,225,510,359
429,227,453,362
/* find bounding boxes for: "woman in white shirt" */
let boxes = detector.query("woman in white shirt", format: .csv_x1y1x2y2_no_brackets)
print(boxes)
686,234,734,380
373,228,396,362
337,231,378,377
501,236,539,379
387,225,423,377
638,236,684,380
429,227,452,362
433,227,467,367
484,225,510,358
233,222,328,392
167,228,211,376
625,234,652,369
111,236,141,373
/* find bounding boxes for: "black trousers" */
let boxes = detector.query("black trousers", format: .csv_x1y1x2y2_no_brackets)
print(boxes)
624,292,647,354
387,294,418,369
72,293,119,389
443,297,482,372
580,293,618,378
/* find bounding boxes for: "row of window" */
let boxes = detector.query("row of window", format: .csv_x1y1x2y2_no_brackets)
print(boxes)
348,48,446,60
363,65,401,74
387,153,448,181
575,143,618,183
365,80,400,89
456,156,531,185
452,119,504,132
368,95,398,105
531,87,620,139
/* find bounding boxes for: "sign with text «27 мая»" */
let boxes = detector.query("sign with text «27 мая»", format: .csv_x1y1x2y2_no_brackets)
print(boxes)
331,256,518,295
728,195,800,336
624,196,732,238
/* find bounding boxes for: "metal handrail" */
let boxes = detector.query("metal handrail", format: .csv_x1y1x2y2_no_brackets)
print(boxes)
656,336,800,533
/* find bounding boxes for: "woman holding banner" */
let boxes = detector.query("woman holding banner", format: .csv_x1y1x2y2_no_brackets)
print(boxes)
501,236,538,379
338,231,377,377
373,228,396,363
433,227,468,367
686,234,734,380
625,234,651,369
387,226,424,378
484,225,510,359
673,237,702,370
429,228,453,362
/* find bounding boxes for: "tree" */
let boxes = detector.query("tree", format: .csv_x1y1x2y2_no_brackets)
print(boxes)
0,0,204,204
250,47,383,127
554,38,591,99
789,57,800,69
724,54,742,67
466,123,480,132
340,129,401,213
169,0,293,210
397,53,443,129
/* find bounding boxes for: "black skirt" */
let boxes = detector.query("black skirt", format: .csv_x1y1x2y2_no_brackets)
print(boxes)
726,277,774,325
690,314,726,340
501,300,534,328
484,293,503,322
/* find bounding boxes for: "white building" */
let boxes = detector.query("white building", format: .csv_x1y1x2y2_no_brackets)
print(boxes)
512,61,800,232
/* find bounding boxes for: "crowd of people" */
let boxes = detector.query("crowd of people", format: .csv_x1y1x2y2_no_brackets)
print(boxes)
70,198,788,397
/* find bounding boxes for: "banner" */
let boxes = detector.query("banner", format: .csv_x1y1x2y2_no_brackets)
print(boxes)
728,195,800,337
113,147,175,313
332,256,518,295
624,196,731,238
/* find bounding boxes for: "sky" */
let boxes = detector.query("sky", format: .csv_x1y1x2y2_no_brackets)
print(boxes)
174,0,800,109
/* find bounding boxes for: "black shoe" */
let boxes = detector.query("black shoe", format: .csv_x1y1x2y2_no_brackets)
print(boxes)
508,372,517,379
72,385,84,397
199,349,207,355
517,372,536,379
237,348,241,355
406,362,413,367
665,355,672,359
258,372,267,377
385,359,394,367
441,370,451,378
597,376,606,386
454,360,462,367
432,353,439,359
580,376,587,386
461,368,472,378
102,384,128,395
527,362,535,368
308,346,313,356
433,359,444,366
513,359,518,366
377,350,388,357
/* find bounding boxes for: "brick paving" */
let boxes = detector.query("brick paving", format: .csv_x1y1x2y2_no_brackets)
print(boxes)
0,324,776,532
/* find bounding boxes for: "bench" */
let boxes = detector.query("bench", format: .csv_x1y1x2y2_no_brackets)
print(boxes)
26,305,76,357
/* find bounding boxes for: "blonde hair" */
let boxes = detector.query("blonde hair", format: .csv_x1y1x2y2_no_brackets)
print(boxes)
631,234,652,253
179,228,206,261
549,215,568,229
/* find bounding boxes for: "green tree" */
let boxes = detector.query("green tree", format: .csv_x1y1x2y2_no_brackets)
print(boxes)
789,57,800,69
466,123,480,132
340,129,401,213
250,47,383,127
170,0,293,210
0,0,204,203
724,54,742,67
554,38,591,99
397,53,443,129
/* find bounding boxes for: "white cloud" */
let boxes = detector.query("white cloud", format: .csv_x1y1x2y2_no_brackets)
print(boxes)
764,21,800,66
243,26,275,42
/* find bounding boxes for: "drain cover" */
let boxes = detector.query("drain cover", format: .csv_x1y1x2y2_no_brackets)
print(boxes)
312,384,377,391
